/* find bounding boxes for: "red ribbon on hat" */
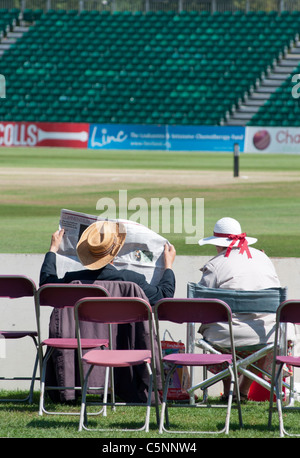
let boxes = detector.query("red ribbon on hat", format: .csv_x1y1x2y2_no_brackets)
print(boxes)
213,232,252,259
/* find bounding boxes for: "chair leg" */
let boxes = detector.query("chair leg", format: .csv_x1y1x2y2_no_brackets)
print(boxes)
274,364,285,437
268,360,277,429
152,363,160,427
232,358,243,429
102,366,109,417
39,347,53,416
159,365,177,434
110,367,116,412
108,324,116,412
28,351,39,404
78,365,93,431
144,362,153,433
224,366,235,435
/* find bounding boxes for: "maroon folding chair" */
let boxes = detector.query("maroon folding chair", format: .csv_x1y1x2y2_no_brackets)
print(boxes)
74,296,157,433
0,275,38,403
35,283,110,416
154,298,243,435
268,300,300,437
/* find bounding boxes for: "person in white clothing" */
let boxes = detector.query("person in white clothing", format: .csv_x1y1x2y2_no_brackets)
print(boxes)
198,217,281,400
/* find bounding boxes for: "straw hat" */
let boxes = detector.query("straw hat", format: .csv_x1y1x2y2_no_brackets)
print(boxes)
76,220,126,270
198,217,257,258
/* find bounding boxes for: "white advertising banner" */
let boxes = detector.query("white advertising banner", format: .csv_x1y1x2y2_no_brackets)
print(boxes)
245,126,300,154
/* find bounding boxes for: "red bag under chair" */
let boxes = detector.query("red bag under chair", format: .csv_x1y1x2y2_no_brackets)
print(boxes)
160,335,191,401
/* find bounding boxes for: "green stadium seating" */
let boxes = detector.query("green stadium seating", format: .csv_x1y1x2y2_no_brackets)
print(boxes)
0,8,20,36
248,73,300,126
1,9,300,125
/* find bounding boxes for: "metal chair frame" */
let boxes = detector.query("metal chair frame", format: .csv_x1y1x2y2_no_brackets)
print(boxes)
186,283,292,404
35,283,110,416
154,297,243,435
74,296,158,433
0,275,39,403
268,300,300,437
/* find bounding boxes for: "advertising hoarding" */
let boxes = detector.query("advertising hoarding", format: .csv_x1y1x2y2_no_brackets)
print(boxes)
88,123,245,152
245,126,300,154
0,122,89,148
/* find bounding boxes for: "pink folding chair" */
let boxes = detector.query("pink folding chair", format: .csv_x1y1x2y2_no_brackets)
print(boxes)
35,283,110,416
268,300,300,437
0,275,39,403
74,296,157,433
154,298,243,435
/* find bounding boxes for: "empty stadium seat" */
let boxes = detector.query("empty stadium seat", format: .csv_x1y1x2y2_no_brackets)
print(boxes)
0,9,300,126
0,8,19,36
248,72,300,126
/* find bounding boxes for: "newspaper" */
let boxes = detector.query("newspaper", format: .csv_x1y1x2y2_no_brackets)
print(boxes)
56,208,169,284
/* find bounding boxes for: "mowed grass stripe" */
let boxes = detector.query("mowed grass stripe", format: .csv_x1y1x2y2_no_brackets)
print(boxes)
0,148,299,256
1,147,300,171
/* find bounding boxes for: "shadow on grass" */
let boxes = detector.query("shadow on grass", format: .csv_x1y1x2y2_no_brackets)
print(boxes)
27,417,158,431
0,391,284,438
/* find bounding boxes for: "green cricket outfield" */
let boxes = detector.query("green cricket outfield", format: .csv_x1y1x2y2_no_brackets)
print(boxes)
0,147,299,257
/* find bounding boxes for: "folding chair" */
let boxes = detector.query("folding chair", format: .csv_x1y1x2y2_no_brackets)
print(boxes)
268,300,300,437
187,283,288,402
0,275,39,403
74,296,157,432
35,283,110,416
154,297,243,435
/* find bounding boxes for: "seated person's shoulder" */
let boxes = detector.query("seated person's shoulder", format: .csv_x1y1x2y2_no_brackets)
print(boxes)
117,268,146,284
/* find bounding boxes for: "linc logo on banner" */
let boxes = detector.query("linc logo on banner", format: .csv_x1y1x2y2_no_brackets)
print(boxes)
0,75,5,98
90,126,128,148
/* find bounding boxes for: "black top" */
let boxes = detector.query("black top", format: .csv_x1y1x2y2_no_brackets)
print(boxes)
39,251,176,306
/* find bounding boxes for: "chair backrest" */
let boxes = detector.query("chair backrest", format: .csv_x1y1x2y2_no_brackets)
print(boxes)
154,298,236,362
75,297,152,325
154,298,232,325
276,300,300,325
187,282,287,314
74,297,155,395
0,275,36,298
36,283,110,308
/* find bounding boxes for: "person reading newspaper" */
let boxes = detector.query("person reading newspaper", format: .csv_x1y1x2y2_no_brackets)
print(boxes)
40,220,176,305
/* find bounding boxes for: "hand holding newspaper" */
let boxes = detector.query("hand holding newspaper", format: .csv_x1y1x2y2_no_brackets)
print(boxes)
56,209,169,284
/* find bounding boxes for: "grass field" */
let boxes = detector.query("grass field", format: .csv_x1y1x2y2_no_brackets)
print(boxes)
0,391,295,439
0,148,299,441
0,147,300,257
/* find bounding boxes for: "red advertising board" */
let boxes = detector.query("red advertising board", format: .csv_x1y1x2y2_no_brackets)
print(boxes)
0,122,89,148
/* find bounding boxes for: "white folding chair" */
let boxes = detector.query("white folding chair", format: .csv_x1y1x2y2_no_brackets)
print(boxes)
187,283,289,402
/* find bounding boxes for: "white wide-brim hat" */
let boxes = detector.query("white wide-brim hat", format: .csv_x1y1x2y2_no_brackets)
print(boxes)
198,217,257,248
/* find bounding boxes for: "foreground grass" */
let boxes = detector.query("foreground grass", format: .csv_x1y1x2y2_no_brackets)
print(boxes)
0,391,296,439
